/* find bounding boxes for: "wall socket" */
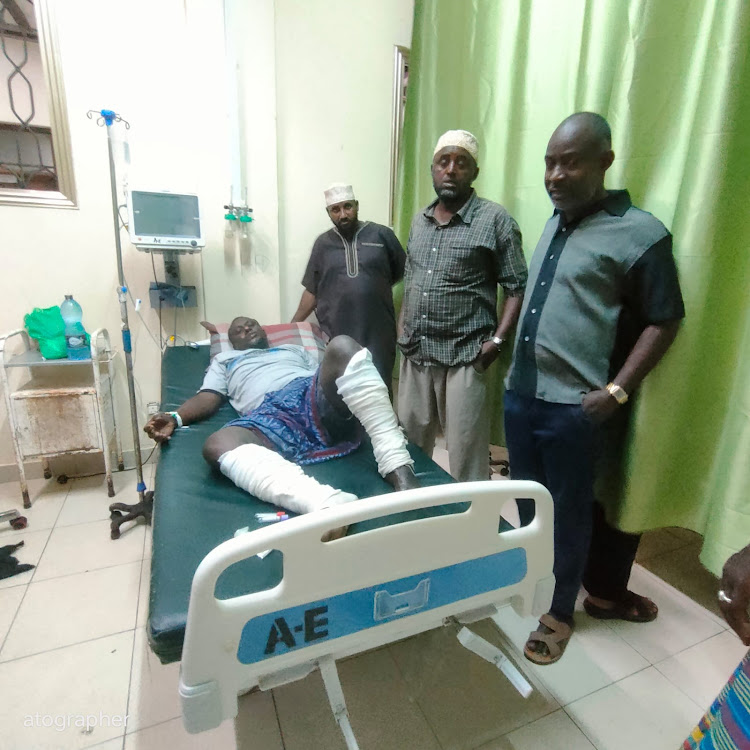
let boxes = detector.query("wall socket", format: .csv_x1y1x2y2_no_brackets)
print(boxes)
146,401,160,415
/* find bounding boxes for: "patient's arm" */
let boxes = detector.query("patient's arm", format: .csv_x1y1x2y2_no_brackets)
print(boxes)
291,290,316,323
144,391,224,443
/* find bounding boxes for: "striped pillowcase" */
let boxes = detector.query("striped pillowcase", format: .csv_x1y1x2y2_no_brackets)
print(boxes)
205,322,328,364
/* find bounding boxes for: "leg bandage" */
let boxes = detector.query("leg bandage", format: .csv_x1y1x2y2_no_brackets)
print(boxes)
336,348,413,477
218,444,357,514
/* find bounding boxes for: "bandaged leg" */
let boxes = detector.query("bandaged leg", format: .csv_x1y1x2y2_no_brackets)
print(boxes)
335,348,413,477
218,443,357,514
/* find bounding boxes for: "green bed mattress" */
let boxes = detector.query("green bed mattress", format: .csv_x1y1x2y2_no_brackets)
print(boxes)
148,346,461,664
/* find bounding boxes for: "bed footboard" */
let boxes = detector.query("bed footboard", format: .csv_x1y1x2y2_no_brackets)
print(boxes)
179,479,553,738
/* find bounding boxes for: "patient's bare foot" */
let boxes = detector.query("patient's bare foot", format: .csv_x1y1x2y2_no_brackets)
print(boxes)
385,465,420,492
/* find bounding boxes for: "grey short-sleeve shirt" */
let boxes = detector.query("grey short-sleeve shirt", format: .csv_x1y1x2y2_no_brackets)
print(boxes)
201,345,318,415
507,190,685,403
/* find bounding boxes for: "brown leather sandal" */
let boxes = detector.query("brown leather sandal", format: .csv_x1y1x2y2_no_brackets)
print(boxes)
523,613,574,665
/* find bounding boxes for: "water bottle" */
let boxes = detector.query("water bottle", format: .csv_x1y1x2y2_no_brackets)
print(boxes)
60,295,90,360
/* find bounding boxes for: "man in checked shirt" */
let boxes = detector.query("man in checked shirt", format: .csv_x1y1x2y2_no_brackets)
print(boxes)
397,130,527,482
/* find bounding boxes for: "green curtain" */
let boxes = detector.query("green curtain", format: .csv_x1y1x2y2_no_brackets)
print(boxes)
396,0,750,575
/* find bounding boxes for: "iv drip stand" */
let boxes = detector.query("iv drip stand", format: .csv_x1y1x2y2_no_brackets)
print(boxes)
87,109,152,539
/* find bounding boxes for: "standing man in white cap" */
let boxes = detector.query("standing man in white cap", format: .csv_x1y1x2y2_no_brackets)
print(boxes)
292,183,406,388
398,130,527,481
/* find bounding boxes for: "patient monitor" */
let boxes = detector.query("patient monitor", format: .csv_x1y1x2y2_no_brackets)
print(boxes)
128,189,204,253
127,188,203,308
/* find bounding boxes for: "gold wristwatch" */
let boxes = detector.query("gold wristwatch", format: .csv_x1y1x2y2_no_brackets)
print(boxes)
605,382,628,405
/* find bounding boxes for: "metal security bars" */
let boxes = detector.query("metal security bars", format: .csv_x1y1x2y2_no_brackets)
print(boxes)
0,0,57,190
0,0,75,207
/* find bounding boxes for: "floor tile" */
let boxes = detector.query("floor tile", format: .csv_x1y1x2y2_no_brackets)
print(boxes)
123,716,236,749
565,667,701,750
638,544,724,618
635,528,691,562
127,628,181,733
602,565,724,663
136,558,151,629
234,689,284,750
85,740,125,750
656,629,748,710
0,528,51,590
57,470,140,527
274,647,442,750
0,630,132,750
143,525,152,559
0,477,68,533
493,602,649,705
0,585,25,644
431,446,451,474
33,518,145,582
1,562,140,661
388,621,557,749
477,709,595,749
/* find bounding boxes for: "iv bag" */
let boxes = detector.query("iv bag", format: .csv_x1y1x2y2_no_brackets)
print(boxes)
110,124,131,186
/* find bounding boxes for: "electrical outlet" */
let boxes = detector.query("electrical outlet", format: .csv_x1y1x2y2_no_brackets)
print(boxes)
146,401,160,415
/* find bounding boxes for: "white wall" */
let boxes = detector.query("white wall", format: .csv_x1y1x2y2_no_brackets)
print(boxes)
0,0,413,475
274,0,414,318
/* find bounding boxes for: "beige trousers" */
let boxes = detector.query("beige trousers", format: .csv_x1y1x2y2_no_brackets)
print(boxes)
397,357,490,482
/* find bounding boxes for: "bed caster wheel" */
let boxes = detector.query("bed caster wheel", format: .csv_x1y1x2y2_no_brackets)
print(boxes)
56,474,68,485
10,516,28,530
107,478,115,498
118,462,125,472
22,489,31,509
43,469,52,479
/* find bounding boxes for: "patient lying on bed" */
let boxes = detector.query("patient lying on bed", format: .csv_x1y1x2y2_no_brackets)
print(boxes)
144,317,418,531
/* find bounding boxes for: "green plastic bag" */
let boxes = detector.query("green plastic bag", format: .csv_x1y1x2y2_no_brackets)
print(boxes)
24,305,67,360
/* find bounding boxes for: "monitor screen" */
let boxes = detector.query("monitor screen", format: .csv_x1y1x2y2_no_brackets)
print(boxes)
131,191,201,238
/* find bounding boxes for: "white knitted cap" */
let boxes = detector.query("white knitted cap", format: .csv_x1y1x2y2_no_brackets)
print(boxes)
433,130,479,162
324,183,355,207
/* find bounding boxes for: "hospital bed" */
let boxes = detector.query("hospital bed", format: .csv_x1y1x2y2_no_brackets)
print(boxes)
147,344,555,749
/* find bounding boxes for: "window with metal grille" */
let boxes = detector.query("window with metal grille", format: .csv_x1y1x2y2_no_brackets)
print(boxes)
0,0,58,191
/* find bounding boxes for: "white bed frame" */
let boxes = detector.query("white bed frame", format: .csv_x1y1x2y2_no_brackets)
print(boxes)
179,480,554,748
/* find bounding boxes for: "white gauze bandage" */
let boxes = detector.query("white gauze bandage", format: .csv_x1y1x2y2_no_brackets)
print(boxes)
218,443,357,514
335,348,413,477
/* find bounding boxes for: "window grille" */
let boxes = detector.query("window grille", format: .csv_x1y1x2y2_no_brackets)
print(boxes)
0,0,57,191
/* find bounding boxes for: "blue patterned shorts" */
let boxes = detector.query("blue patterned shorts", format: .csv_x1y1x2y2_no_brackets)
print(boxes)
225,373,361,464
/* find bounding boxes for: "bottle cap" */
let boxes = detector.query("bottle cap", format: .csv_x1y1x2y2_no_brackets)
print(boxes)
65,294,72,299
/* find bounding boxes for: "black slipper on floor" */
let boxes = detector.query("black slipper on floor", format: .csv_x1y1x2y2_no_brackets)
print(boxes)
583,591,658,623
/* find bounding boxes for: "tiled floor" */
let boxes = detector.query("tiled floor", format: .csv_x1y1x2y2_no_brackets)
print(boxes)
0,463,744,750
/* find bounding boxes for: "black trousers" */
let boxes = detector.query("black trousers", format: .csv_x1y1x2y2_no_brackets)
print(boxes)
504,390,641,620
583,501,641,602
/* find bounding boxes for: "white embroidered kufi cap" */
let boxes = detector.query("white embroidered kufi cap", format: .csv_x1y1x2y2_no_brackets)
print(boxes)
433,130,479,163
324,183,355,207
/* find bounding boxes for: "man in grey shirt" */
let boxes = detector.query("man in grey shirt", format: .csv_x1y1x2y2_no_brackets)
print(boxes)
398,130,527,482
505,113,684,665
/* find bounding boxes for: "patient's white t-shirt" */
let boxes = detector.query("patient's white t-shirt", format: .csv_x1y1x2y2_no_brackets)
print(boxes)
200,345,319,415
